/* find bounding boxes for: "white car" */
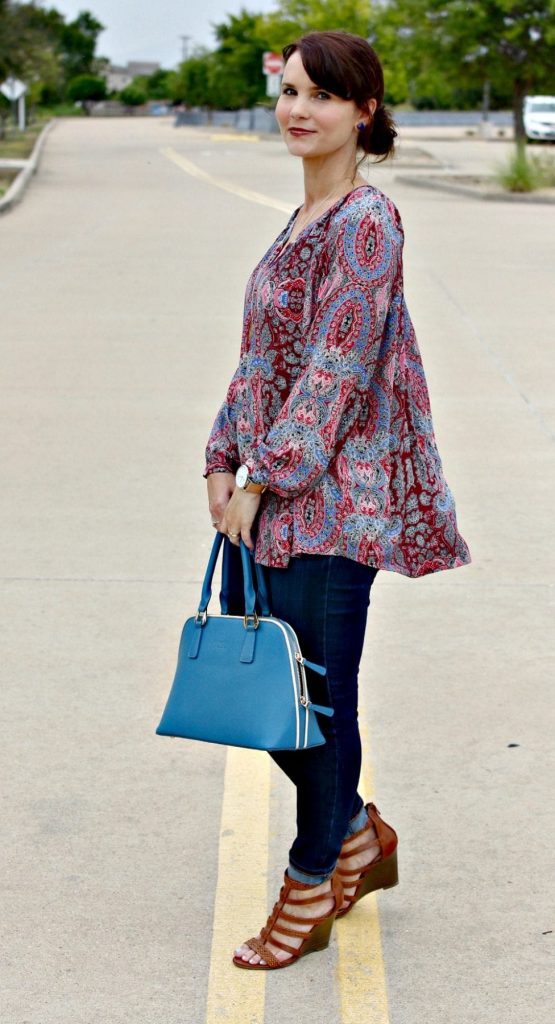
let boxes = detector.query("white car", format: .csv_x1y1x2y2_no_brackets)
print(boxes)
524,96,555,142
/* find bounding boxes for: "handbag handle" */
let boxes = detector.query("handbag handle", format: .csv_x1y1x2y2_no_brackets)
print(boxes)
252,558,271,616
197,533,261,620
220,537,271,616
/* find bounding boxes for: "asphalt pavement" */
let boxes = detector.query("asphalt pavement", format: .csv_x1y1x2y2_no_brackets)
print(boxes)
1,117,553,1024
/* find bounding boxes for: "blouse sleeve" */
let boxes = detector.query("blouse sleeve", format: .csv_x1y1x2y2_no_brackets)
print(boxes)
242,198,405,497
204,377,241,477
204,306,256,475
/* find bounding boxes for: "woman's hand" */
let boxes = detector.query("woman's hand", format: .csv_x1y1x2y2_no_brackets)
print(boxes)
219,488,261,551
207,472,236,532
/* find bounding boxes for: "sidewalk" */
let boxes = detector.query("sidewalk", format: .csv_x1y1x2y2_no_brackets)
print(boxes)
0,119,54,213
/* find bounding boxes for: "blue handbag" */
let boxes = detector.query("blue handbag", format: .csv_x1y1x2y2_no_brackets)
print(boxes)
156,534,333,751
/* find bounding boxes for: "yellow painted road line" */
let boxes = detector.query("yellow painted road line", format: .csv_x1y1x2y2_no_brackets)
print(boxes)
210,133,261,143
205,746,270,1024
336,685,392,1024
160,146,293,214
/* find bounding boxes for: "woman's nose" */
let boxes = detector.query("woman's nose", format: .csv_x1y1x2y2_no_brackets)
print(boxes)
290,94,309,118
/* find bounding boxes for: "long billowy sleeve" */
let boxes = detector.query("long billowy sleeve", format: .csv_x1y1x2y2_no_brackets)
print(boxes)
204,370,242,476
240,201,404,497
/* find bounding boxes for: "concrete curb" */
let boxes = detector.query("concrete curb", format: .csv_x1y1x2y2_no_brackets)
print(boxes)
0,119,56,215
395,172,555,204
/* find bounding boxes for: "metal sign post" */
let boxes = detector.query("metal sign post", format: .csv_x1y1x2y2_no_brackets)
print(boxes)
262,52,284,100
265,73,282,99
0,77,27,130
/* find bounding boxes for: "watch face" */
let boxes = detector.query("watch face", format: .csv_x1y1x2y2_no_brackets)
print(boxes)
236,465,249,488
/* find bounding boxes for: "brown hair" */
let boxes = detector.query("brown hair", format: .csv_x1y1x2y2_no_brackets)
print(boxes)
281,30,397,162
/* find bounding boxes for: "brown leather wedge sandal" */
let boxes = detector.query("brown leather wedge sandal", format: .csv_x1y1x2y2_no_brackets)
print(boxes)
232,871,343,970
335,802,399,919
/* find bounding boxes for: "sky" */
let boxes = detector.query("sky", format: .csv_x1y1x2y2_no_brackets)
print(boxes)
52,0,281,69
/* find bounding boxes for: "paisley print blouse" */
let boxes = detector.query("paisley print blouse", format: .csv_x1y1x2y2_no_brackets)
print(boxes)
204,184,471,577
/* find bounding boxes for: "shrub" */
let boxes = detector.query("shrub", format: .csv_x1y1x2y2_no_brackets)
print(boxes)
67,75,107,104
495,144,555,192
532,151,555,187
120,84,147,107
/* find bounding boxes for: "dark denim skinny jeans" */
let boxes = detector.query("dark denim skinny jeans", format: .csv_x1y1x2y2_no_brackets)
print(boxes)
226,545,378,883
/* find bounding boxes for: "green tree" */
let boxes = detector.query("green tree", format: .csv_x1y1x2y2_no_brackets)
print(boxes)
144,68,176,100
270,0,372,37
0,2,62,85
209,9,272,109
370,0,555,138
67,72,106,113
0,3,105,107
120,83,147,107
58,10,104,81
171,52,215,106
171,9,275,112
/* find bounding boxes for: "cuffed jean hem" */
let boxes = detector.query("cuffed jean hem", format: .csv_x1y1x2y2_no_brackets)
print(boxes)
345,803,368,836
287,804,370,885
287,863,335,885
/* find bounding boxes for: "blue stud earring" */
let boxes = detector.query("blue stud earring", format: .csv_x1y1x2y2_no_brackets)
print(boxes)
356,122,365,131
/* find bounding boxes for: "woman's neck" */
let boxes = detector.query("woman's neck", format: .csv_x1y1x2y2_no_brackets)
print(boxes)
301,153,364,211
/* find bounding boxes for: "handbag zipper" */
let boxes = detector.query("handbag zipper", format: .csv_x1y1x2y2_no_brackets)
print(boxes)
294,652,310,706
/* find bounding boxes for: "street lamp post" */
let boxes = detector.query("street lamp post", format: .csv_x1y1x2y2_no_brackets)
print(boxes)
180,35,191,63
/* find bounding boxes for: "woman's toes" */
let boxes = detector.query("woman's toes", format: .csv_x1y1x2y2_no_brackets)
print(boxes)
234,942,268,966
235,943,253,961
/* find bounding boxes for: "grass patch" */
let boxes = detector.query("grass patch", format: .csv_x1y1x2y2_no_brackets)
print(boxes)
532,150,555,187
0,119,49,160
0,105,86,160
42,103,83,117
0,170,17,197
495,143,555,192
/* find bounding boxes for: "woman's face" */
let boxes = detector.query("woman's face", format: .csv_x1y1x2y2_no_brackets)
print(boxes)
275,50,375,160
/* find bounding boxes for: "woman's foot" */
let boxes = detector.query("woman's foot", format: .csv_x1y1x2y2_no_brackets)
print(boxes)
335,802,399,918
233,874,341,969
338,818,380,913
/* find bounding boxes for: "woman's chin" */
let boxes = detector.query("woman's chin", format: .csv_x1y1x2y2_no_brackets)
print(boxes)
284,136,320,156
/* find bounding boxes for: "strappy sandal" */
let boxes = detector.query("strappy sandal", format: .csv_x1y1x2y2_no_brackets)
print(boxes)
335,802,399,919
232,871,343,970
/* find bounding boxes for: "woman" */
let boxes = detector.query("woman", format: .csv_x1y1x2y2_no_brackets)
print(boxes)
204,31,471,970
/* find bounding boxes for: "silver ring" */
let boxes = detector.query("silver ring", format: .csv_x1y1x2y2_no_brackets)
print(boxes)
211,521,220,527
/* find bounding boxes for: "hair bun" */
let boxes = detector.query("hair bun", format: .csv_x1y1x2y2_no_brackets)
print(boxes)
359,104,397,161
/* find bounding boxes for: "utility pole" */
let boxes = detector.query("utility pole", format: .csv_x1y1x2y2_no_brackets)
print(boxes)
180,35,191,63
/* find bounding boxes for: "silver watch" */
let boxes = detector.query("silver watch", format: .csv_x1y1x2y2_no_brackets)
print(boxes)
235,465,268,494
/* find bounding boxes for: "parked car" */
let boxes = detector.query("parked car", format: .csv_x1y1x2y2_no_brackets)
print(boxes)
524,96,555,142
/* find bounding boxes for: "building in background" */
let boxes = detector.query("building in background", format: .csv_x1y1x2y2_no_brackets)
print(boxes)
105,62,160,92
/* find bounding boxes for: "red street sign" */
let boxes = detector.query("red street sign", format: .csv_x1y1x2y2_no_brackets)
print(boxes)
263,52,284,75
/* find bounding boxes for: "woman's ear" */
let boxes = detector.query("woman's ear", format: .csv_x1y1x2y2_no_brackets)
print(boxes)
359,99,378,126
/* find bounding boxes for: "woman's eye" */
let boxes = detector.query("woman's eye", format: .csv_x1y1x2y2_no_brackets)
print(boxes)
282,87,296,96
317,91,331,100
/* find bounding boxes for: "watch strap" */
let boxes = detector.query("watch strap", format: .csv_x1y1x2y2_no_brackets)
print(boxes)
243,479,268,494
